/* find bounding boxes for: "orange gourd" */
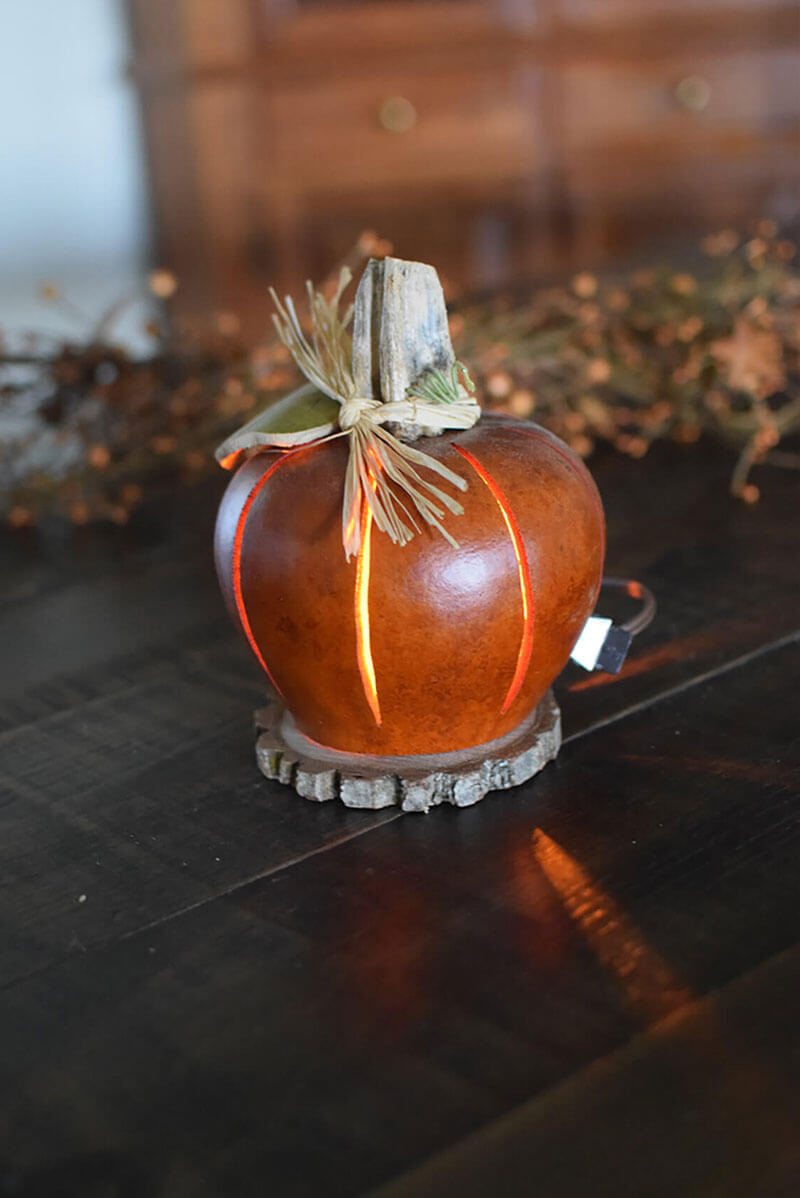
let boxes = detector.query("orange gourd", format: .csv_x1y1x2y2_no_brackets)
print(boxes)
215,414,604,757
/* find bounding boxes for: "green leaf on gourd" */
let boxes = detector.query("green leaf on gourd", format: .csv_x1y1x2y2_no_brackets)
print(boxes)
215,384,340,463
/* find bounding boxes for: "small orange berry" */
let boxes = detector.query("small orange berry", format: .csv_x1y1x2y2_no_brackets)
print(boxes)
8,506,33,528
69,502,90,525
120,483,143,505
508,389,535,418
486,370,513,399
671,273,697,296
570,434,593,457
586,358,611,384
148,269,178,299
150,435,177,454
216,311,240,336
572,272,598,299
701,229,739,256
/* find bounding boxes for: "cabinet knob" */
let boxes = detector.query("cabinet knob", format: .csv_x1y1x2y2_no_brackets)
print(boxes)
378,95,417,133
674,75,712,113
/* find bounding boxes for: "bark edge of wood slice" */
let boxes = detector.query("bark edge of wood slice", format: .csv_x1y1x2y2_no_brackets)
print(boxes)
254,690,561,813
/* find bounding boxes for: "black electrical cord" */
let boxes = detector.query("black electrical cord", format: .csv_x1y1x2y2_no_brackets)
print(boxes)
571,576,657,673
600,576,657,637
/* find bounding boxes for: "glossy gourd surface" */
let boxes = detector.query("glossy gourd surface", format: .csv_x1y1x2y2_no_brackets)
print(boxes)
215,417,605,756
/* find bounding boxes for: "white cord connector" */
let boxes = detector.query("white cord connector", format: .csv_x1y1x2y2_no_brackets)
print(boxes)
570,617,613,671
570,578,656,674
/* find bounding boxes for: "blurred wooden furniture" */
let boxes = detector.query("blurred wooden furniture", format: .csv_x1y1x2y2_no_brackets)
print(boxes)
127,0,800,331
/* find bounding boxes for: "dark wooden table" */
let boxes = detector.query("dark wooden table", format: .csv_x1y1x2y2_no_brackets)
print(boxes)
1,439,799,1198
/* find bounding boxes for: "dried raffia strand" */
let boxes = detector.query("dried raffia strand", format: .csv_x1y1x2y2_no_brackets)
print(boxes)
268,269,356,403
269,274,481,559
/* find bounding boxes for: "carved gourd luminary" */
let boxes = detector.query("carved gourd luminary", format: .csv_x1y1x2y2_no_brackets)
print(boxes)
215,258,605,810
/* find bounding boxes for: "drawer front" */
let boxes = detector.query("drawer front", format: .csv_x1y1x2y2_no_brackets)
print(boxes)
562,49,800,150
558,0,797,22
262,66,544,195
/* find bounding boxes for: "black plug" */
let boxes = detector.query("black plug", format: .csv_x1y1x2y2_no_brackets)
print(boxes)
596,625,633,674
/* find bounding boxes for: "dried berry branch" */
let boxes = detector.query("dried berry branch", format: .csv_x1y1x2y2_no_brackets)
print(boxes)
1,225,797,528
456,221,799,503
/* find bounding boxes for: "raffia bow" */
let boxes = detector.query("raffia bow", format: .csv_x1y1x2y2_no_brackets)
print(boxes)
267,269,481,560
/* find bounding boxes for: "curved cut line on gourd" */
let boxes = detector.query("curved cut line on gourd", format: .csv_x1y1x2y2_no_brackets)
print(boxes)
452,445,534,714
508,424,606,603
232,450,304,696
354,495,382,727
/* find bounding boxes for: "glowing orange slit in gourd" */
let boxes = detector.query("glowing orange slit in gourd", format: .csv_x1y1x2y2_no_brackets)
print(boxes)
232,451,302,696
354,487,382,726
219,451,243,471
453,445,534,713
509,424,606,605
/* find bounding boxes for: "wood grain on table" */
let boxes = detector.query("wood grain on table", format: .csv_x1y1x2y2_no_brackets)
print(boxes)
0,439,798,1197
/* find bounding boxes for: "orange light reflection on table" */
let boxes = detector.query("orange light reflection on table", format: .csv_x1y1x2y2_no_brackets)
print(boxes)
531,829,692,1023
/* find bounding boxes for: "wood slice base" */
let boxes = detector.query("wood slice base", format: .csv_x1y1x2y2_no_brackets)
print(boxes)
254,692,561,813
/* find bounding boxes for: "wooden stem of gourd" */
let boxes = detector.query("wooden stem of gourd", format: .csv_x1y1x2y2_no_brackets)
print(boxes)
352,256,458,439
